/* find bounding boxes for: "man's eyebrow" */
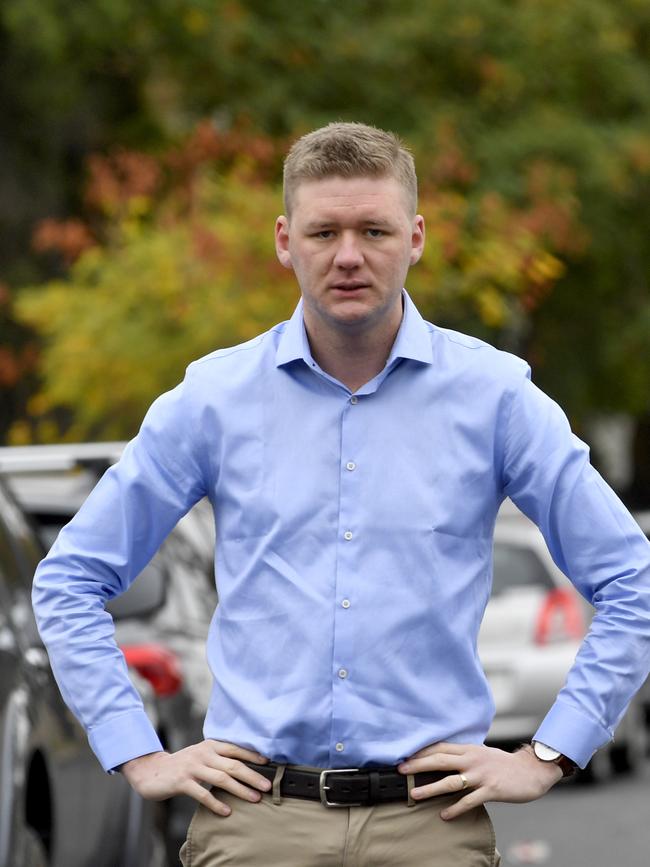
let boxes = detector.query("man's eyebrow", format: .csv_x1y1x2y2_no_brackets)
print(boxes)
303,220,337,232
303,218,394,232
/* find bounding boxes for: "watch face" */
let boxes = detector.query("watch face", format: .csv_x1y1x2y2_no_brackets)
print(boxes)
533,741,562,762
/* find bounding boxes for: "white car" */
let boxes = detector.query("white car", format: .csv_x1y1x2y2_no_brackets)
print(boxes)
479,501,648,781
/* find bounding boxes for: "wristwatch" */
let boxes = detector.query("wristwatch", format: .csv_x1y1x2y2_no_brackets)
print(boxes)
530,740,578,778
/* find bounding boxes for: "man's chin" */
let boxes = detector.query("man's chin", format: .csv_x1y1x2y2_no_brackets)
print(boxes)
305,292,398,333
325,291,381,317
325,304,377,330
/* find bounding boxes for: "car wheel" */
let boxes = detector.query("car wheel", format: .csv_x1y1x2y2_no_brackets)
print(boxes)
21,826,48,867
610,700,648,775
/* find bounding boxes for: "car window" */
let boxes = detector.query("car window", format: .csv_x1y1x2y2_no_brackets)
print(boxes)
106,558,167,620
154,532,217,628
177,498,216,570
34,518,62,551
0,481,45,575
492,542,554,595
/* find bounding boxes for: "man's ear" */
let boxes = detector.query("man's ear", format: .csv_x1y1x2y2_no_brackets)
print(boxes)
275,216,293,270
409,215,425,266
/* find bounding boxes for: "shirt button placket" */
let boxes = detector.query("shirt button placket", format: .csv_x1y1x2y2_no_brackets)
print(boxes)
331,392,362,762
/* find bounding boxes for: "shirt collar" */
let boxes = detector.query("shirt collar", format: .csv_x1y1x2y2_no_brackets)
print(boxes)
275,289,433,369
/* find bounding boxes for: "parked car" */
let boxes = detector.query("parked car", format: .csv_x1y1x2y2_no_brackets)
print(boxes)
0,443,217,864
480,501,648,782
0,474,168,867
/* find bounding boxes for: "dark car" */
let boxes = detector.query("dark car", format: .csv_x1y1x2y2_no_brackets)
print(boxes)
0,443,217,864
0,475,168,867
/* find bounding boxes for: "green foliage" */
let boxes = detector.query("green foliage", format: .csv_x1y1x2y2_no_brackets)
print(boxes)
12,127,570,442
4,0,650,441
13,167,296,441
137,0,650,417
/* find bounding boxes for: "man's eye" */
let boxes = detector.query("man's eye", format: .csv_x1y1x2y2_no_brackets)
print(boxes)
366,228,384,238
315,230,334,239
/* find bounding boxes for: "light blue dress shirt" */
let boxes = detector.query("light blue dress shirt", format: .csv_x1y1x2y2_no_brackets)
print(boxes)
32,291,650,773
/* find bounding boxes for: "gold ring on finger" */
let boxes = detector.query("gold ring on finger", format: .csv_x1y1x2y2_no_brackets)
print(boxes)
458,773,470,790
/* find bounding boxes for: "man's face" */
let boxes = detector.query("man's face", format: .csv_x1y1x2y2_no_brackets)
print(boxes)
275,174,425,335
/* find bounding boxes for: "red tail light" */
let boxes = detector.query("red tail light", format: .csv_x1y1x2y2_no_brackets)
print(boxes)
534,588,585,645
121,643,183,697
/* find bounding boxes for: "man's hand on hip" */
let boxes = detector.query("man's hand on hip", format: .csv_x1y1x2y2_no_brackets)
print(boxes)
119,739,271,817
397,742,563,820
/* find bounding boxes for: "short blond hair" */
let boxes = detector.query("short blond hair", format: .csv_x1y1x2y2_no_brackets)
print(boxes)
283,122,417,217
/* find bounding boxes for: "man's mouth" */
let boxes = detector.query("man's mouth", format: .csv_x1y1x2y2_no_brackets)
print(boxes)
330,281,369,291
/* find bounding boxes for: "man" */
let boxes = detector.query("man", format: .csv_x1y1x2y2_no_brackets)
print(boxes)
33,122,650,866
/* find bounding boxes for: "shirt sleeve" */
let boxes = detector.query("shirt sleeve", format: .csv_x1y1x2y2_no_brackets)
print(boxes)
31,363,211,772
502,365,650,768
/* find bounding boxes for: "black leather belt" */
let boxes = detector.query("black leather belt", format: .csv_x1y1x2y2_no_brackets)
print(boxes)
244,761,455,807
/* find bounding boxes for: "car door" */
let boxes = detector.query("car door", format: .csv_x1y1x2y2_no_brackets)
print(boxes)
0,481,139,867
0,517,27,867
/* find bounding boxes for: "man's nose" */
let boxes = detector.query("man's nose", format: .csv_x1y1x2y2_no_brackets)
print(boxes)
333,232,364,269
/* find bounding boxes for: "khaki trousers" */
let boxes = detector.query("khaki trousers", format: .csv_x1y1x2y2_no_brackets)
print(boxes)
179,764,500,867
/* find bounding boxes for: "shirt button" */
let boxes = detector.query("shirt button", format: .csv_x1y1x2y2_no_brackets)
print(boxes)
341,599,351,608
350,396,359,404
346,461,356,471
344,531,353,541
338,668,348,679
335,742,345,752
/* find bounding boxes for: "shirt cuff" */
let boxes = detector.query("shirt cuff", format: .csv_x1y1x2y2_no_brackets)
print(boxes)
533,699,612,769
88,709,164,773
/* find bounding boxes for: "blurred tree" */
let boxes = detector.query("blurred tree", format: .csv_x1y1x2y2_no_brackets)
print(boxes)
3,0,650,451
0,0,160,283
0,283,39,440
11,125,570,441
143,0,650,421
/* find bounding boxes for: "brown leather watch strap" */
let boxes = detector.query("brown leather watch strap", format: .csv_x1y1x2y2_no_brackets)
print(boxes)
520,742,578,778
554,753,578,778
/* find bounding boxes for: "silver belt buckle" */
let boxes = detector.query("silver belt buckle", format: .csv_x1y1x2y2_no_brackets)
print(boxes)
319,768,361,807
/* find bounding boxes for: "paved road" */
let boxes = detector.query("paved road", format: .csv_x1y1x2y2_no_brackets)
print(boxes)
488,761,650,866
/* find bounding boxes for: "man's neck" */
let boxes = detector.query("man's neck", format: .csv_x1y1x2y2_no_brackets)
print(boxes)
304,307,403,393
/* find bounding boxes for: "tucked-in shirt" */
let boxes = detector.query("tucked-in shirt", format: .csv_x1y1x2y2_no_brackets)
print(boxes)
32,291,650,773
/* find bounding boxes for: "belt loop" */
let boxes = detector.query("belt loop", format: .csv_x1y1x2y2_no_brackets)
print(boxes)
272,764,286,805
406,773,416,808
